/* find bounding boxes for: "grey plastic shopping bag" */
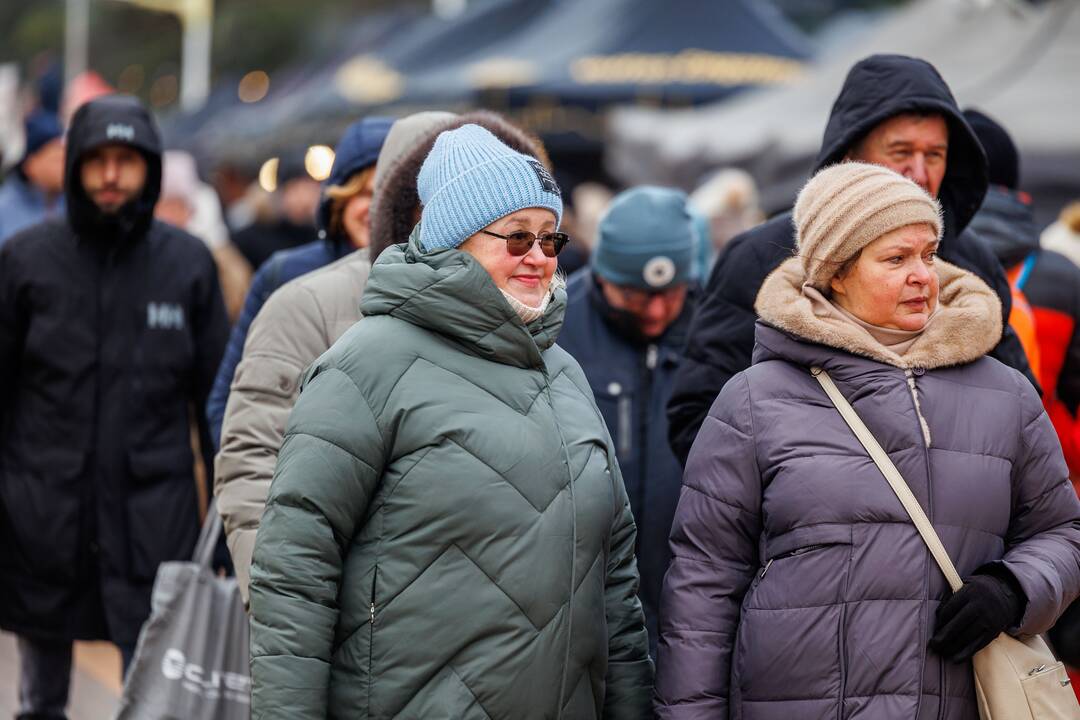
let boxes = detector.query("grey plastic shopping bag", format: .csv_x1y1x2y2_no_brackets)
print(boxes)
115,502,250,719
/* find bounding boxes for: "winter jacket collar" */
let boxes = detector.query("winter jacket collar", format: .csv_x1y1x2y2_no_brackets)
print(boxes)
64,95,162,245
968,186,1040,268
815,54,988,242
360,226,565,369
754,256,1001,370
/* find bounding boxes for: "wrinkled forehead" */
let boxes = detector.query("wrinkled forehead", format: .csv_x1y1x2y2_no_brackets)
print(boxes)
875,112,949,145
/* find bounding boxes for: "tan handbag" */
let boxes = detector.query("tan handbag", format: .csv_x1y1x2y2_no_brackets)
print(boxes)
812,367,1080,720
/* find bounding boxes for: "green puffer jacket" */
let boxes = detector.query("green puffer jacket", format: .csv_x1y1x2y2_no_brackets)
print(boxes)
248,231,654,720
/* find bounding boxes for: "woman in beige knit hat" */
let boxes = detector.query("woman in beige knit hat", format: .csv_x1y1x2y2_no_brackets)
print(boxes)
655,162,1080,719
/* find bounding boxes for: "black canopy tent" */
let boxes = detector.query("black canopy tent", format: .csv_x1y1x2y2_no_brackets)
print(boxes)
189,0,811,189
189,0,551,161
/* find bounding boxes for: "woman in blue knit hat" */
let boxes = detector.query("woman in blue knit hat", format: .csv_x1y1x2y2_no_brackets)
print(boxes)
248,124,653,719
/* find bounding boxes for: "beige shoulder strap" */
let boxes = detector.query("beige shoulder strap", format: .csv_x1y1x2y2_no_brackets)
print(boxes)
811,367,964,593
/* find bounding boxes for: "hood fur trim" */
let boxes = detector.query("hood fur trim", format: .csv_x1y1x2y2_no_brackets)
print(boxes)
755,257,1002,369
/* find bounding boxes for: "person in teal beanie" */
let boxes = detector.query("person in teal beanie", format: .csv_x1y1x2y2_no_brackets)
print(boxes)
248,124,654,718
559,185,699,655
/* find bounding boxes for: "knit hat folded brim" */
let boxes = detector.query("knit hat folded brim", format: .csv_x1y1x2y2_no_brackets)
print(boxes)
795,162,943,290
593,186,697,289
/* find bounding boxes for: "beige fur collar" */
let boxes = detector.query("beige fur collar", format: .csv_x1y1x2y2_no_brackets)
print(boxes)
754,257,1003,369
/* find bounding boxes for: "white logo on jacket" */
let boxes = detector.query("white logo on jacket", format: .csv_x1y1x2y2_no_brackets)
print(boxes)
147,302,185,330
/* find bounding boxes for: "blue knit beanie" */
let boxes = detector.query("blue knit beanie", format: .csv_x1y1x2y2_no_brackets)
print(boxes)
23,109,63,160
593,186,696,289
417,124,562,252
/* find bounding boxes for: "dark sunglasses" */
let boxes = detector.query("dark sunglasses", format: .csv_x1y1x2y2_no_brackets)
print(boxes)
481,229,570,257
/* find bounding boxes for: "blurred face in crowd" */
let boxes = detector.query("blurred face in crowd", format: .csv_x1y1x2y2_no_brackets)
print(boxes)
829,223,940,331
80,143,147,212
23,138,65,195
280,176,321,226
155,195,193,229
460,207,558,308
849,113,948,198
342,191,372,248
599,279,688,339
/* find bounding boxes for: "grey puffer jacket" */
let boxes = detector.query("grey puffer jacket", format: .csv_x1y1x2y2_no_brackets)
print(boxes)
249,232,653,719
655,258,1080,719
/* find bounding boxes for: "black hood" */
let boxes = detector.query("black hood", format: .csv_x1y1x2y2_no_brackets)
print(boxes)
64,94,162,243
814,54,988,240
967,186,1040,268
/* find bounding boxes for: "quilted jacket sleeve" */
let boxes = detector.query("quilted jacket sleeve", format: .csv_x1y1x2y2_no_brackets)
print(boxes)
995,374,1080,635
602,464,655,719
248,363,386,719
655,373,762,719
215,280,330,605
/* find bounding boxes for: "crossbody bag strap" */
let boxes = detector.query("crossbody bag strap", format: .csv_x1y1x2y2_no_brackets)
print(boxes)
811,366,964,593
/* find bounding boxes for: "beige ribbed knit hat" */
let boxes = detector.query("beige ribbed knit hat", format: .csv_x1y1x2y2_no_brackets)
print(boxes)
794,162,943,289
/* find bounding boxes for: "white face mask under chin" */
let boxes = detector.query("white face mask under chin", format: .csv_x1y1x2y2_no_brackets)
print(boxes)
500,274,565,324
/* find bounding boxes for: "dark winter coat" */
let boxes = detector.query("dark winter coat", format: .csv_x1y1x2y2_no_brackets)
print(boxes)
655,257,1080,719
0,96,229,645
248,230,653,719
970,187,1080,457
559,269,691,655
667,54,1033,465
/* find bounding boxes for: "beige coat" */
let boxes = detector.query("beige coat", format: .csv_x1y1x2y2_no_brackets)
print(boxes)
214,249,371,602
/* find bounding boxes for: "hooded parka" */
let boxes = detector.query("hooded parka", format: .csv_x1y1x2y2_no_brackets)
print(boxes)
0,95,229,645
655,258,1080,719
666,54,1034,465
248,230,653,720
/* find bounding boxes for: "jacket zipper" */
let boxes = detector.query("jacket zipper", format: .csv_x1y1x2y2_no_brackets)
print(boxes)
543,370,576,720
634,345,659,523
837,602,848,720
88,246,111,572
903,367,940,720
368,564,378,716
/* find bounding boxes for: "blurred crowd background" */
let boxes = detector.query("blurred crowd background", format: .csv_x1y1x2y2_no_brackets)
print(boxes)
1,0,1078,715
3,0,1076,293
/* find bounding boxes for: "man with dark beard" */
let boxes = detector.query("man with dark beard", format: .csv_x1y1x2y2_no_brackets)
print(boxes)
559,186,698,655
0,94,227,718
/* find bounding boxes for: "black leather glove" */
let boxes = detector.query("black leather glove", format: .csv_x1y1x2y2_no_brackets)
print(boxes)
929,570,1024,663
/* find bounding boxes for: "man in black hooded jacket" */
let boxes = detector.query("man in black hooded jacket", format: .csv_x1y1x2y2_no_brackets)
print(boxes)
667,54,1035,464
0,95,228,716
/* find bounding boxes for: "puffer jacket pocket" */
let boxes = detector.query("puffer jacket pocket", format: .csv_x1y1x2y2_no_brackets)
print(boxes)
125,444,199,581
732,527,853,716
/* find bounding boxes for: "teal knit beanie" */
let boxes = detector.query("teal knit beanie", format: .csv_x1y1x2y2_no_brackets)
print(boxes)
417,124,562,251
593,186,697,289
